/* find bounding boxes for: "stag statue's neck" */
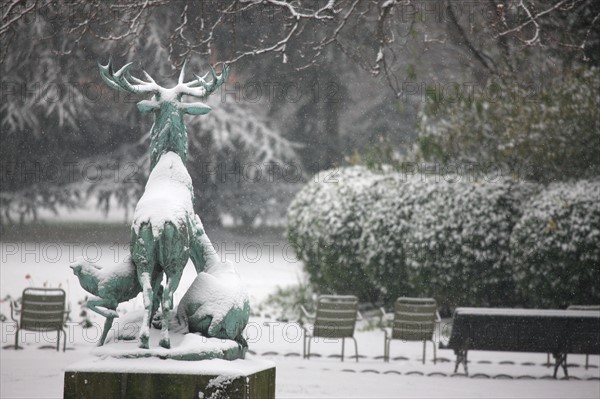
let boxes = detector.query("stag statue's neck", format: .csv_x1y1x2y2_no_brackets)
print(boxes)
149,101,188,170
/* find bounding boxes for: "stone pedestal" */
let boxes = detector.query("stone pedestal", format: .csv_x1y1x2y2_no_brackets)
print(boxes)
64,357,275,399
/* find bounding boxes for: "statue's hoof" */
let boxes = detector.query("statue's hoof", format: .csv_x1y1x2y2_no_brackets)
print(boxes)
139,336,149,349
159,338,170,349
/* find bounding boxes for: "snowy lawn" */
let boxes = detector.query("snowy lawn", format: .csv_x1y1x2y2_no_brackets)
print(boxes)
1,239,599,398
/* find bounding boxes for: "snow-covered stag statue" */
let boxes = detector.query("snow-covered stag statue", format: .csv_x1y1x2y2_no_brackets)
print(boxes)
90,59,249,350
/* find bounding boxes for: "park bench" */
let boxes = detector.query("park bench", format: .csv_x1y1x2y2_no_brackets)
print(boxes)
301,295,362,362
6,288,69,352
446,307,600,378
379,297,441,364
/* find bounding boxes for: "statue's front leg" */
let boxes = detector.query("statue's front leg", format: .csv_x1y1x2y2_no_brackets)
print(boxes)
85,298,118,346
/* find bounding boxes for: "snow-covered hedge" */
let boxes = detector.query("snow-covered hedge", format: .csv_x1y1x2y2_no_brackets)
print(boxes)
286,167,395,302
358,177,433,304
511,179,600,308
288,166,598,309
405,178,536,309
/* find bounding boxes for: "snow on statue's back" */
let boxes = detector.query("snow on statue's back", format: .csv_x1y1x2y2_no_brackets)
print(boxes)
132,151,194,237
80,58,251,355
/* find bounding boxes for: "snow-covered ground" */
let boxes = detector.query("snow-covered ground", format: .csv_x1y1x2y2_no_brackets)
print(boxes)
1,238,599,398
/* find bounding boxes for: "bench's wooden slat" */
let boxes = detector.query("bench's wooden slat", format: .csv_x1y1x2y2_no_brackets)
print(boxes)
22,315,64,322
392,330,433,340
392,313,435,322
21,320,64,330
23,297,65,305
317,309,357,316
395,304,437,314
317,302,357,312
396,297,436,304
23,292,64,297
21,311,65,320
315,317,357,325
393,325,434,332
314,325,356,338
22,302,65,312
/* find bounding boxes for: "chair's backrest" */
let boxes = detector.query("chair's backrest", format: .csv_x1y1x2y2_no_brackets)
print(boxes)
313,295,359,339
20,288,66,331
391,297,437,341
568,305,600,311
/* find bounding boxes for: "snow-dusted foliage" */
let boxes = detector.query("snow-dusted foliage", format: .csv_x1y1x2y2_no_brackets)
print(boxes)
405,178,537,309
0,9,300,225
511,179,600,308
288,165,543,307
286,166,395,302
415,66,600,182
359,177,435,304
188,101,299,166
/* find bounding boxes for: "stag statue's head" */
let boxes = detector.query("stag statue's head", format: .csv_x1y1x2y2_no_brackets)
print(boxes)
99,59,228,169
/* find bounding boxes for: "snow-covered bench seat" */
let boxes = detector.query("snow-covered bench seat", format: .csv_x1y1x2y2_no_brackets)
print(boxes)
446,307,600,378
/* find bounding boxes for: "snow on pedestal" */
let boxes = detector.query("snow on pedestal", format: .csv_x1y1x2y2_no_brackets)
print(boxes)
64,356,275,399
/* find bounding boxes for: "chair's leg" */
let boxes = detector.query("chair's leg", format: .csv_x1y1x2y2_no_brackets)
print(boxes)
303,335,306,359
56,329,60,352
307,338,311,360
352,337,359,362
341,338,345,362
62,329,67,352
547,352,550,368
383,337,387,362
432,340,437,365
552,353,568,379
422,340,426,364
454,351,460,373
386,339,391,362
455,348,468,374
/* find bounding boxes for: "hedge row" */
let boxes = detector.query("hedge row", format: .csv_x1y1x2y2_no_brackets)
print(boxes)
286,166,600,309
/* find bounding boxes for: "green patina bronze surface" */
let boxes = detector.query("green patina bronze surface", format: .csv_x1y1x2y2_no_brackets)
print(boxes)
70,258,162,346
69,59,249,355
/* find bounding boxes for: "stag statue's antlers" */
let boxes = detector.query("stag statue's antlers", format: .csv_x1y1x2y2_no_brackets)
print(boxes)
98,58,229,99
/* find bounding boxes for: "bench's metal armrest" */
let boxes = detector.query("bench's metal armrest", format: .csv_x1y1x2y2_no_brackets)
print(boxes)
357,310,363,321
435,310,442,322
63,303,72,323
9,299,20,324
301,323,313,336
379,307,393,330
300,305,315,321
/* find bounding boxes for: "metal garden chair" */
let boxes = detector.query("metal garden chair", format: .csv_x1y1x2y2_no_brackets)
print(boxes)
5,288,69,352
379,297,441,364
301,295,362,362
